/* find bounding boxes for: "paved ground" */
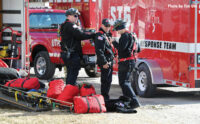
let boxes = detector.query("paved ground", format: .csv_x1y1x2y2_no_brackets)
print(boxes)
0,68,200,124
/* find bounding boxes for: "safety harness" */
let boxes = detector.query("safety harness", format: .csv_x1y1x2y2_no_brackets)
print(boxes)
99,31,116,56
119,31,137,62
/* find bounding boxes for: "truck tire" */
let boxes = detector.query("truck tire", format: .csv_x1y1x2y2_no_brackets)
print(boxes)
134,63,156,97
85,65,99,77
34,51,55,80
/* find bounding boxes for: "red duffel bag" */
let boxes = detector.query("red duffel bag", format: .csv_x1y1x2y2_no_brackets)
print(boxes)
5,77,40,90
47,79,65,99
74,94,106,114
80,84,96,96
56,84,79,106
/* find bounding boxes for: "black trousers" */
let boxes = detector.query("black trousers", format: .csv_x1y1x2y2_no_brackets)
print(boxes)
118,60,137,101
61,52,81,85
100,65,113,100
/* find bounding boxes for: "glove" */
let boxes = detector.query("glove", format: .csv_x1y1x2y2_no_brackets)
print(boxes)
91,33,96,39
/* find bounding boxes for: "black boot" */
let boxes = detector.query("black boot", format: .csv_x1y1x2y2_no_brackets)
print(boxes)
105,99,119,112
115,105,137,113
130,98,141,109
115,97,137,113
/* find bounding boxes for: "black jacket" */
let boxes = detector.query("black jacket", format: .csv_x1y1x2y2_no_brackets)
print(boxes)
113,31,134,59
60,19,94,56
94,28,114,67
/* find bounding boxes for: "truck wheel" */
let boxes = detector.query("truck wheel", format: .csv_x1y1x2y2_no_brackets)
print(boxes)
34,51,55,80
134,63,156,97
85,65,99,77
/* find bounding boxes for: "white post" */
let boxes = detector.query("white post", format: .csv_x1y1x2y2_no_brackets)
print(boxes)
21,0,26,70
194,0,198,80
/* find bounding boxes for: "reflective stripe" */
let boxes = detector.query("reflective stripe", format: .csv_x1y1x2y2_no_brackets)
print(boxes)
165,80,190,88
140,39,200,53
99,31,104,34
119,56,135,62
49,53,61,57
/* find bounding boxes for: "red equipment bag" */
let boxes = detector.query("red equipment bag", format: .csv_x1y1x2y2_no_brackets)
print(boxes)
56,84,79,106
80,84,96,96
5,78,40,90
74,94,106,114
47,79,65,99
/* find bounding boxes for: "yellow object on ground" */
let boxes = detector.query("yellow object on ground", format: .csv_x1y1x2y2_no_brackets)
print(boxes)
27,92,42,97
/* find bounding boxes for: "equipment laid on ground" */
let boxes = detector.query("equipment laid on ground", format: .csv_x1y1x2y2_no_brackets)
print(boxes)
5,78,40,90
74,94,106,114
0,67,73,112
0,74,134,114
0,65,101,113
0,84,51,112
0,83,73,112
47,79,65,99
56,84,79,107
80,83,96,96
105,96,137,113
0,81,106,113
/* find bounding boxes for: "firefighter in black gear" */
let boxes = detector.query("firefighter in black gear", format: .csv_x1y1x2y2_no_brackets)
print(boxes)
112,19,140,109
94,18,114,100
60,8,95,85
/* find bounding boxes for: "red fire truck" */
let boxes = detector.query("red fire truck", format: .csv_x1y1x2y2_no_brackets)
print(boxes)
29,8,97,80
134,0,200,97
50,0,200,97
0,0,30,72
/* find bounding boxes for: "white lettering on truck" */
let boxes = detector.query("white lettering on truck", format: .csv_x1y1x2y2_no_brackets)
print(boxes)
117,6,123,19
111,6,131,26
111,6,116,24
52,39,60,47
124,6,131,25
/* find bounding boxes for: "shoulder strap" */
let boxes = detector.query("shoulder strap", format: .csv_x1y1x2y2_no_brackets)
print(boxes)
125,32,136,56
94,96,102,112
98,31,112,47
84,97,90,113
21,78,30,88
104,34,116,55
8,79,17,87
130,32,140,53
99,31,104,34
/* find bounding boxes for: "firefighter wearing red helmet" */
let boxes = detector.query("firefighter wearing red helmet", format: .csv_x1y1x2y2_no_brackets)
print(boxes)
112,19,141,109
60,8,95,85
94,18,115,101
